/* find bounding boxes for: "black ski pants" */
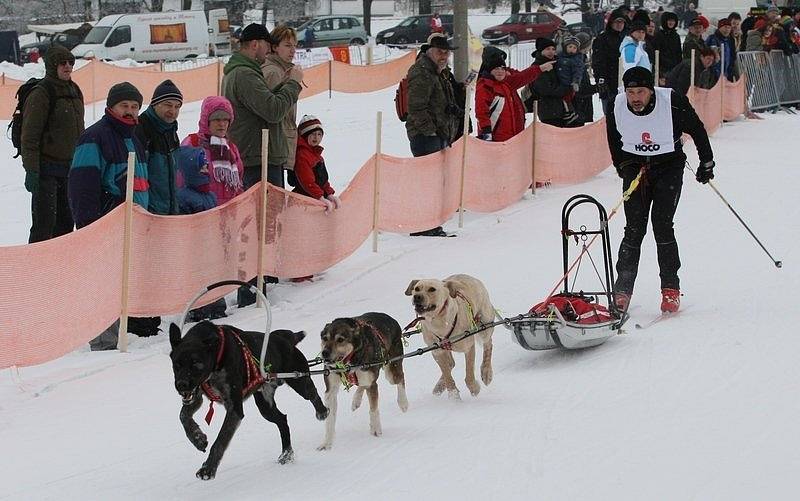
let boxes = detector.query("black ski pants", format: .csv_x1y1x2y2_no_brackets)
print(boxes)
29,174,73,244
615,162,683,295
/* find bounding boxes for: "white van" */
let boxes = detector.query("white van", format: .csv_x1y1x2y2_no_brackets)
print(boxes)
72,10,216,61
207,8,232,57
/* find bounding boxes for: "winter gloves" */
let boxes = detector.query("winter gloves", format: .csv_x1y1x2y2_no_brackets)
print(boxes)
24,171,38,194
321,194,342,214
478,127,492,141
596,78,608,98
696,160,715,184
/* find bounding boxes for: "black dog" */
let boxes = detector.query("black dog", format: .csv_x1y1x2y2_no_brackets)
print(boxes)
169,321,328,480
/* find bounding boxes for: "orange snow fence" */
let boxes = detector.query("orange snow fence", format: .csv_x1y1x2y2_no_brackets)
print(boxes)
0,52,417,119
0,69,746,369
689,76,747,134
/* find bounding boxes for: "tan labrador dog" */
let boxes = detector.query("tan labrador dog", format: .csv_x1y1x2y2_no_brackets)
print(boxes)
405,274,494,399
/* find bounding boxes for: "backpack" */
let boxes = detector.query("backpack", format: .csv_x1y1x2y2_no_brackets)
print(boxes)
394,76,409,122
8,78,57,159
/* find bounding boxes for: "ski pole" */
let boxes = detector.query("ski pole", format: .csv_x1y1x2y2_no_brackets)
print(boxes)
687,165,782,268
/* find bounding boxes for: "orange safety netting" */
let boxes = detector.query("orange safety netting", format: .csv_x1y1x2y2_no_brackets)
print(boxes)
0,52,417,119
0,77,748,369
688,77,747,133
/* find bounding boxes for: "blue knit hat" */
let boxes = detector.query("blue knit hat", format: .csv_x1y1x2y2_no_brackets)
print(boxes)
151,79,183,106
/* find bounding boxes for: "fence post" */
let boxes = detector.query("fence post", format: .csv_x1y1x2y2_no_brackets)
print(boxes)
257,129,269,307
720,48,725,125
117,152,137,353
618,55,624,89
458,85,472,229
655,50,660,84
217,58,222,95
367,44,374,66
328,59,332,99
690,49,696,89
91,58,96,122
372,111,382,252
531,102,538,196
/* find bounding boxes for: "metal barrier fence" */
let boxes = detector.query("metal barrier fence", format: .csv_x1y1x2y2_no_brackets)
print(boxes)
738,50,800,112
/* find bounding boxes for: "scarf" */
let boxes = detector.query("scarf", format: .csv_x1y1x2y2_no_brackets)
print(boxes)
206,135,242,192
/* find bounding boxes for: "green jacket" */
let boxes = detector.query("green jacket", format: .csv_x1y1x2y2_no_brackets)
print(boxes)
222,52,301,167
21,45,85,175
404,52,459,143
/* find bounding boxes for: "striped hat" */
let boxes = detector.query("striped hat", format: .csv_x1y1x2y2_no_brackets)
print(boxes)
298,114,323,137
151,79,183,106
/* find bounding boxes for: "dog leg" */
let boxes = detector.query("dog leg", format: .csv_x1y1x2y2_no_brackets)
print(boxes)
464,344,480,397
286,376,328,421
196,407,242,480
179,392,208,452
366,382,382,437
480,331,494,386
254,391,294,464
317,374,340,451
431,351,459,399
351,387,365,412
385,361,408,412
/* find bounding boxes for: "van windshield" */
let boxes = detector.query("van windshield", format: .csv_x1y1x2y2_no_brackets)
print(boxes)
83,26,111,44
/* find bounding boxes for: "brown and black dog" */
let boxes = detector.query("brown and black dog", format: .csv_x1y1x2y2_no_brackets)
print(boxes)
317,312,408,450
405,274,495,399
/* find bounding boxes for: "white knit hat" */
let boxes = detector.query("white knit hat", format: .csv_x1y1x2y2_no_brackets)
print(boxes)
298,114,323,137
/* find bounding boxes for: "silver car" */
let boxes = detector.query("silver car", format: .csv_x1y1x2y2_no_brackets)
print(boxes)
296,15,368,48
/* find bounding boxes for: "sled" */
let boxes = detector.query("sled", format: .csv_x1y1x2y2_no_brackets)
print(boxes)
506,194,629,351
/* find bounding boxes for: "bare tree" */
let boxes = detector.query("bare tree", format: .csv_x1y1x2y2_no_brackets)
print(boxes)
511,0,521,14
363,0,373,35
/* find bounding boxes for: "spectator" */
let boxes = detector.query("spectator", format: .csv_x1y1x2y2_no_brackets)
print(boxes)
665,46,717,96
475,45,552,142
181,96,244,207
653,6,664,28
222,23,302,191
21,45,84,244
68,82,148,351
135,79,182,216
556,36,584,94
644,20,657,63
790,10,800,48
592,8,628,115
683,18,709,61
739,9,761,52
404,33,461,237
430,12,444,34
746,19,771,51
262,25,300,188
683,3,698,29
706,18,739,81
653,11,682,84
729,12,744,50
621,21,652,72
528,37,581,128
765,6,798,54
573,32,597,124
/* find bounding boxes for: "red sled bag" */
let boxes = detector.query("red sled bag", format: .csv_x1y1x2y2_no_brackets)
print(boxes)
530,294,613,325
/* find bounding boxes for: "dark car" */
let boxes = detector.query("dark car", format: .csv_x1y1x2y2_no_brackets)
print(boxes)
20,27,89,63
376,14,454,45
481,12,564,45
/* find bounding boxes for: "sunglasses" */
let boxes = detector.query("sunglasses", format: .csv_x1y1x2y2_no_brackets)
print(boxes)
59,59,76,67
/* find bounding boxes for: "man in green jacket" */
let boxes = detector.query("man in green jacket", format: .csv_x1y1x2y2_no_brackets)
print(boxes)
21,45,85,243
404,33,461,237
222,23,303,189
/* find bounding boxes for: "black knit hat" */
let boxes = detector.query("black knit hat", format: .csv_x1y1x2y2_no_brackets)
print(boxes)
622,67,654,90
240,23,271,43
107,81,143,108
480,46,507,73
151,79,183,106
536,37,556,52
629,21,647,33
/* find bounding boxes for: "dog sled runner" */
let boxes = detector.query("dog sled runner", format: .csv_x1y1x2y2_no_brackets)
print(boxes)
506,194,629,351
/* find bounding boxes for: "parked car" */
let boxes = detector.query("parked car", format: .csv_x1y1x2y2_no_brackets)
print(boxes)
72,10,227,61
375,14,454,45
481,12,564,45
20,27,90,63
296,15,368,48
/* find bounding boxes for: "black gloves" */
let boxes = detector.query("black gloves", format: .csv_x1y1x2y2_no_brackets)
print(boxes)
596,78,608,98
478,127,492,141
696,160,715,184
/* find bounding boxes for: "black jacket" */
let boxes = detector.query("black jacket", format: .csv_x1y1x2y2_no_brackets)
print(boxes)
665,60,716,96
591,8,627,92
605,89,713,170
652,12,682,77
528,53,571,124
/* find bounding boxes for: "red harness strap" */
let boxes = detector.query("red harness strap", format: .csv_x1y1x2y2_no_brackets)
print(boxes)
201,326,266,425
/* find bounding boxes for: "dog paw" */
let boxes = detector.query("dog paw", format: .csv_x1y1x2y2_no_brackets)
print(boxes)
432,380,446,396
398,397,409,413
316,407,329,421
277,449,295,464
195,464,217,481
447,388,461,401
188,430,208,452
370,425,383,437
316,442,332,451
466,380,481,397
351,390,364,412
481,366,493,386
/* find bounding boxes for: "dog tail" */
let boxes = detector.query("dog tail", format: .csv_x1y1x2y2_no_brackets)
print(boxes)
271,330,306,346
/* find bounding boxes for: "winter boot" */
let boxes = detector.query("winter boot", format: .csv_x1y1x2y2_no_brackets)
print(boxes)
660,288,680,313
613,292,631,312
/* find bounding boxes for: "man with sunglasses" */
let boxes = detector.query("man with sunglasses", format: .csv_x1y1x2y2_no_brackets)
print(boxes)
21,45,85,243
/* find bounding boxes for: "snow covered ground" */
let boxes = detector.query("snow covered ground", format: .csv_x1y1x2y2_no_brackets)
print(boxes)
2,80,799,499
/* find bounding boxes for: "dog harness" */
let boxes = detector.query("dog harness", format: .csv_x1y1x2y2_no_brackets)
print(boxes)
338,319,391,389
201,326,266,425
423,292,482,350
